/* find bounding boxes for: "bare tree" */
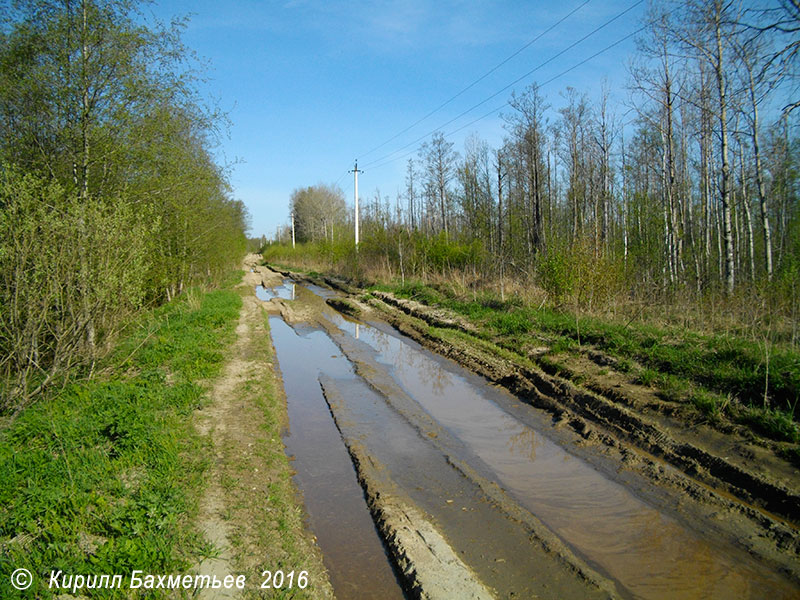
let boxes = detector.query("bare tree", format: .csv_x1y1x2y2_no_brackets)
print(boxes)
506,83,549,256
675,0,739,294
740,0,800,114
733,33,775,279
405,158,418,231
558,87,593,244
593,82,618,255
419,131,459,238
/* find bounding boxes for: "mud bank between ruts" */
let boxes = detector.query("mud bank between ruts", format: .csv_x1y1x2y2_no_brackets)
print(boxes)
266,264,800,586
316,368,618,599
319,377,496,600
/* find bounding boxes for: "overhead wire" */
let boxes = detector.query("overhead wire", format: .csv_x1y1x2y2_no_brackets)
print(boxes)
333,169,351,187
446,25,647,139
358,0,593,161
366,22,647,173
361,0,645,171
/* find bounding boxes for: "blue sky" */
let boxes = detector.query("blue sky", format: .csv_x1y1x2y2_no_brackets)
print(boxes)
148,0,647,238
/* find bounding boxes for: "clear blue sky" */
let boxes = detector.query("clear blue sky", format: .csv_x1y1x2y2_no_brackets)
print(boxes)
149,0,646,239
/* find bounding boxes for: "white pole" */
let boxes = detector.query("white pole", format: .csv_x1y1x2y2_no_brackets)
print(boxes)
354,161,360,247
291,212,296,249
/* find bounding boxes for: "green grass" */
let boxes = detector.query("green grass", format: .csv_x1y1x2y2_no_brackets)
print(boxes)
0,283,242,599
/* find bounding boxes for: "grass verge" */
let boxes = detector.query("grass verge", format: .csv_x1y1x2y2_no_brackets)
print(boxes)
0,282,241,599
210,285,333,599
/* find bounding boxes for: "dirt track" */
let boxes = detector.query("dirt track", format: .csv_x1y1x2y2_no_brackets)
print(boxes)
259,264,800,599
363,291,800,551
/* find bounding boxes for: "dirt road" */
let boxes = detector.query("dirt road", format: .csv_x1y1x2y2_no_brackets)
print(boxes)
192,257,334,599
256,263,799,599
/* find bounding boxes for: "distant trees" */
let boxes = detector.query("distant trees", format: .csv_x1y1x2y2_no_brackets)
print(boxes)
266,0,798,348
0,0,247,410
419,132,459,237
506,84,549,256
290,184,347,243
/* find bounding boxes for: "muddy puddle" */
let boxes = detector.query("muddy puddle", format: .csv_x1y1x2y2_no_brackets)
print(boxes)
267,279,799,599
270,317,406,599
255,279,295,301
331,319,796,599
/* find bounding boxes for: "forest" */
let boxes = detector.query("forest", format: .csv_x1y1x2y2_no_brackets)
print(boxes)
0,1,248,411
267,0,799,348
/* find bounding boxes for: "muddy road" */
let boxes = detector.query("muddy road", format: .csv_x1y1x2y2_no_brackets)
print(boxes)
255,266,800,599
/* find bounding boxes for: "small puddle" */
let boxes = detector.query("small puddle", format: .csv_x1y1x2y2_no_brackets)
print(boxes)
270,317,406,600
316,303,797,600
255,279,295,301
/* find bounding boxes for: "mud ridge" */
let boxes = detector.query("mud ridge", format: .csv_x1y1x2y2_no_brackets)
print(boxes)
319,377,496,600
371,290,479,335
270,266,357,295
316,319,620,597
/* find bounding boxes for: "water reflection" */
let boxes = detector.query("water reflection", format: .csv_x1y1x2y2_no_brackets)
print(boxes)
270,317,405,600
508,427,541,461
255,279,295,301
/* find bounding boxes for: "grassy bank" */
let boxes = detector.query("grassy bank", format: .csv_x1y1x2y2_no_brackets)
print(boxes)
0,281,241,598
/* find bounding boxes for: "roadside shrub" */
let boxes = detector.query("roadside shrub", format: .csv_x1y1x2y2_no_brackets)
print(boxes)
536,237,625,310
0,168,154,412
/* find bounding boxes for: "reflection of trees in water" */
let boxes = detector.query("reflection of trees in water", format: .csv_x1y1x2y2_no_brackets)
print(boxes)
363,328,454,396
508,427,542,461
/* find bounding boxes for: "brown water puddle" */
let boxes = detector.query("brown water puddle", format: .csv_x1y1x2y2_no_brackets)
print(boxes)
270,316,406,600
334,318,798,599
319,374,613,599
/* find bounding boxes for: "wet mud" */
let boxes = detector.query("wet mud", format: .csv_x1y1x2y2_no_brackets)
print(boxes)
259,265,800,599
268,317,406,599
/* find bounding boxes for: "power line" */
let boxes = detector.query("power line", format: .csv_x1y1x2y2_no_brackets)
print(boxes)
362,0,644,170
446,25,648,139
366,23,647,173
358,0,592,161
333,169,350,187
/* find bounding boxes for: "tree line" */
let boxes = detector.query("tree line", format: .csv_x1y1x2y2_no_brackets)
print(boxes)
0,0,248,411
276,0,798,338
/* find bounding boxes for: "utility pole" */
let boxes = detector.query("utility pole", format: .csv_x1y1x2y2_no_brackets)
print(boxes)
349,160,363,247
291,212,296,249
